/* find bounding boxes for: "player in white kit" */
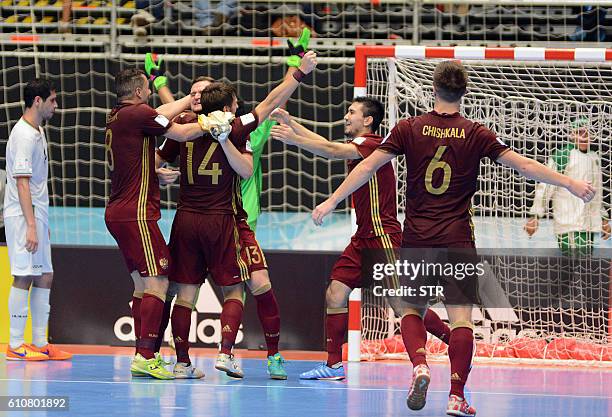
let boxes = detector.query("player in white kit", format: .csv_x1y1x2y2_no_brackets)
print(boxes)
4,79,71,361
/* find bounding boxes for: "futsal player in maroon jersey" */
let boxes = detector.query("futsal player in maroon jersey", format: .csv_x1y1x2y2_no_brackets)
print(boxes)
269,98,453,381
312,61,595,415
156,51,317,379
105,67,211,380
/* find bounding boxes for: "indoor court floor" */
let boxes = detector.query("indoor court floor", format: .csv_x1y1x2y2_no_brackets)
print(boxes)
0,347,609,417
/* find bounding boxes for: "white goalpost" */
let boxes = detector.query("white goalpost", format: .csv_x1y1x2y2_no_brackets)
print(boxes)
349,45,612,364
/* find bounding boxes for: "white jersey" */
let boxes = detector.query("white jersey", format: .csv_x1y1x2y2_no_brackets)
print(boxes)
0,169,6,228
529,147,606,235
3,117,50,224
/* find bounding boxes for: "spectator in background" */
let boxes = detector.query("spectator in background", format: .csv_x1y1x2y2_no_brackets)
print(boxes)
194,0,237,33
524,118,610,253
131,0,163,37
59,0,71,34
0,168,5,243
570,6,608,42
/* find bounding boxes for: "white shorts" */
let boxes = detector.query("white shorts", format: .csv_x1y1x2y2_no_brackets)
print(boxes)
4,216,53,276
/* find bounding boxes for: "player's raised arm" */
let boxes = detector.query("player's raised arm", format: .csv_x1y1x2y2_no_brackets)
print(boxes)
312,149,394,225
270,109,360,160
254,29,317,123
496,150,595,203
144,53,175,104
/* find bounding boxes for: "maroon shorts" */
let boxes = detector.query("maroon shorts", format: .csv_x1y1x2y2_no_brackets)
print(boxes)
106,220,170,277
236,217,267,274
331,232,402,289
168,211,250,287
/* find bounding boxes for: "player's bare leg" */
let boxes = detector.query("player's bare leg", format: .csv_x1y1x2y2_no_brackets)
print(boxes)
445,305,476,417
215,283,245,378
246,270,286,379
171,283,204,379
300,280,351,380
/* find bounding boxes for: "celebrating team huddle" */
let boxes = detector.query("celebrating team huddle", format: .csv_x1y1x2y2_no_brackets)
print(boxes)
97,31,596,417
1,36,598,417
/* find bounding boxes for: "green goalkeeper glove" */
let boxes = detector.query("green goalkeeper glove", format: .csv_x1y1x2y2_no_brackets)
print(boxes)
144,52,168,91
286,27,311,68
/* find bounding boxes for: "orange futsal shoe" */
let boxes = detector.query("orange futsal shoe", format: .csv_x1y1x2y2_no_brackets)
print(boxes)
6,344,49,361
28,344,73,360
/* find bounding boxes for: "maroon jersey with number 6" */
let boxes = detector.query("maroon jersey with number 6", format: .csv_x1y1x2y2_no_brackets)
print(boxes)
105,102,172,222
157,111,258,214
379,110,509,245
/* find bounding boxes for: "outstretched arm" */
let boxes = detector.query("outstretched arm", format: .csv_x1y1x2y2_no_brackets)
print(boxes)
254,51,317,123
312,149,395,225
145,53,175,104
270,122,360,160
497,150,595,202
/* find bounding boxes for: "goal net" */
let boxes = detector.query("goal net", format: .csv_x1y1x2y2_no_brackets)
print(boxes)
352,46,612,364
0,52,353,245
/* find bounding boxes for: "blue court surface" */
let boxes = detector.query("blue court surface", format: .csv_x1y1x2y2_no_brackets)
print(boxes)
0,353,609,417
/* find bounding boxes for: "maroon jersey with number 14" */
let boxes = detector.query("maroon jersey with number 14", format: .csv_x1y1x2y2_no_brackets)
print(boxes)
379,110,509,245
157,111,258,214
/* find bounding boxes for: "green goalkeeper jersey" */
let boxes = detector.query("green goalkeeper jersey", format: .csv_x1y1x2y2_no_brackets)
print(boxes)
240,119,275,231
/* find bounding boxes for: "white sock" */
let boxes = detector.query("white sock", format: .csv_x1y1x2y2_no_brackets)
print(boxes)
30,287,51,348
8,287,30,349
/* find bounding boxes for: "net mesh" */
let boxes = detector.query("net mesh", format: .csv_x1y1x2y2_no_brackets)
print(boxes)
358,56,612,362
0,54,353,214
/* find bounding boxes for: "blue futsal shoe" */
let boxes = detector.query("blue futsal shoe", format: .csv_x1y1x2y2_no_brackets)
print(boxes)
299,363,345,380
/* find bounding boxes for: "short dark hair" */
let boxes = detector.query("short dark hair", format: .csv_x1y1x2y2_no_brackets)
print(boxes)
191,75,215,86
24,78,55,108
433,60,468,103
200,82,235,114
115,67,146,100
353,96,385,133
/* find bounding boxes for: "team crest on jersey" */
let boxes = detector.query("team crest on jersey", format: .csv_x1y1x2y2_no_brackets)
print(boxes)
159,257,169,270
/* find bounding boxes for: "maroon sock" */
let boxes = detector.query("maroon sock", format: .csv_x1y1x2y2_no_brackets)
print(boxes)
400,314,428,367
137,293,165,359
448,327,474,398
155,298,173,352
131,295,142,354
220,299,243,355
326,311,348,367
424,309,451,345
254,289,281,357
171,304,192,365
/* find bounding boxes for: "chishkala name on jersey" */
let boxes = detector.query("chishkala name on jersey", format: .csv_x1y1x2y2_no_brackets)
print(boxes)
422,125,466,140
113,281,244,345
